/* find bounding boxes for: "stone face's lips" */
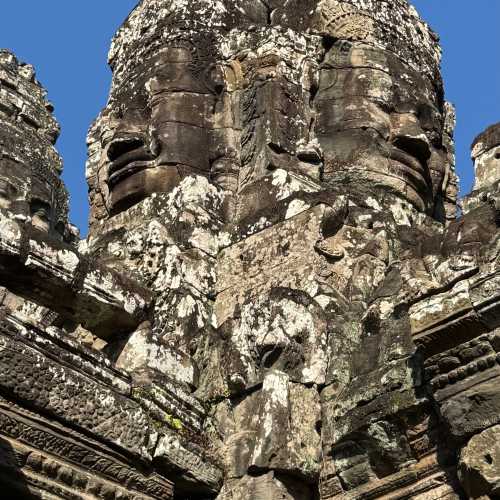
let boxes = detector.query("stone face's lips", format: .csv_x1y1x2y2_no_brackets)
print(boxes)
108,160,153,188
389,146,431,196
107,149,155,188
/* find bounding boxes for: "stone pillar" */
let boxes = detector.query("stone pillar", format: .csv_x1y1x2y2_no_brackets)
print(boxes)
471,123,500,192
464,123,500,214
411,127,500,500
0,50,177,499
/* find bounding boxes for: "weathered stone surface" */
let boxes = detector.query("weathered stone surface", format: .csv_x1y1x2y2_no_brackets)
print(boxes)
0,319,156,460
440,379,500,441
471,123,500,192
0,212,152,338
216,471,316,500
1,0,499,498
459,425,500,498
0,396,174,499
154,431,223,495
322,453,461,499
215,370,321,481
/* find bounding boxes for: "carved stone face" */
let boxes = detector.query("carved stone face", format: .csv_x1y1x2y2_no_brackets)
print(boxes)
0,50,69,238
316,41,448,214
0,157,65,235
99,45,218,215
88,1,454,226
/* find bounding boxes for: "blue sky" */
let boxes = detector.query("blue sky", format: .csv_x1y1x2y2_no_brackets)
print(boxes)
2,1,499,234
413,0,500,201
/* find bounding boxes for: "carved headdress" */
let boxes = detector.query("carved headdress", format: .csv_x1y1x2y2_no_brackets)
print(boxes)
313,0,442,79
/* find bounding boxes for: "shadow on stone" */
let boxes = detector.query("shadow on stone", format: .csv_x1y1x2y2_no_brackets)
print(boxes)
412,349,468,499
0,437,36,498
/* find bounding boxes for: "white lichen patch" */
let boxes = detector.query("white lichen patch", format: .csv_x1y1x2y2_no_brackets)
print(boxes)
286,199,311,219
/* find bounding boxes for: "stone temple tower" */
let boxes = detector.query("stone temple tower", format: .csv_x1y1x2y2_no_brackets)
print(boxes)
0,49,68,234
0,50,74,326
0,1,499,499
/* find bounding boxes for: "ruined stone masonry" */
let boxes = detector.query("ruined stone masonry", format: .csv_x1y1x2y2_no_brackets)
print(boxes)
0,1,499,498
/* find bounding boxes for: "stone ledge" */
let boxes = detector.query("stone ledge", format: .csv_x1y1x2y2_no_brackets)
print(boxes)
0,398,173,499
0,323,156,460
0,212,152,338
323,453,458,500
2,314,131,395
411,271,500,357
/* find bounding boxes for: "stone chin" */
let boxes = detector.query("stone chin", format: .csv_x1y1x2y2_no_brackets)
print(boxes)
387,151,434,213
325,143,434,214
361,167,432,214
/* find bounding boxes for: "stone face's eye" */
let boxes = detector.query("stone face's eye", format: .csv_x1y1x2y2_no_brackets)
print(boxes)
495,150,500,160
